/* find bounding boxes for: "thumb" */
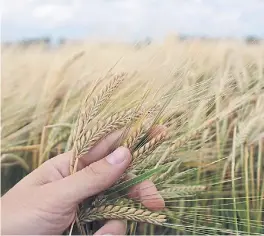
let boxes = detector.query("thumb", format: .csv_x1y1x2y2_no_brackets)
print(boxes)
50,147,131,204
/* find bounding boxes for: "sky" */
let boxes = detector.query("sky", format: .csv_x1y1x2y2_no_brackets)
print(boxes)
1,0,264,42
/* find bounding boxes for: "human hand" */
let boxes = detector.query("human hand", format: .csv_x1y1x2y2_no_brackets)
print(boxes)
1,131,165,235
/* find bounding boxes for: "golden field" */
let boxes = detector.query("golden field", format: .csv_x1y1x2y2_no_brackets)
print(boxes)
1,37,264,234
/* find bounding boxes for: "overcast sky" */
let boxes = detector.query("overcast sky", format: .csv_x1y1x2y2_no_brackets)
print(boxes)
2,0,264,42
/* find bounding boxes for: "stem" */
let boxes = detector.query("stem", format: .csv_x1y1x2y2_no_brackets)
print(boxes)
244,145,251,234
231,126,239,235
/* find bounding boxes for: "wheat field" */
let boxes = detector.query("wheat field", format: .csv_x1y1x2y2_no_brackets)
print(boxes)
1,37,264,235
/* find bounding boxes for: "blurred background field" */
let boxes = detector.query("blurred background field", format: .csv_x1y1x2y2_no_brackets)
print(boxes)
1,36,264,234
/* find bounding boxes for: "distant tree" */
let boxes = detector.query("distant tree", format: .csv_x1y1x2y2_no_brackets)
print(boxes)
2,42,12,47
179,35,188,41
19,36,51,48
246,36,260,45
134,37,152,50
144,37,152,45
42,37,50,45
58,38,66,45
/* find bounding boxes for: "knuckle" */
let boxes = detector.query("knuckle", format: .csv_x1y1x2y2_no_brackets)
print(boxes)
83,162,101,178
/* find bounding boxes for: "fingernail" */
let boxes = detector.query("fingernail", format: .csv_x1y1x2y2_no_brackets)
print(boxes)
106,147,129,165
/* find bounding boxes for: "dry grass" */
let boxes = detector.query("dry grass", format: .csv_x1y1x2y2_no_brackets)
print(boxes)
1,37,264,235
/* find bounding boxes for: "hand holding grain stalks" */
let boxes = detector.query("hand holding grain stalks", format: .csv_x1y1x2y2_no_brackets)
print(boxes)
1,131,165,235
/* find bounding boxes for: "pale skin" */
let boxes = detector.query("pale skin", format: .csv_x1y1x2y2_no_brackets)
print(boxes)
1,131,165,235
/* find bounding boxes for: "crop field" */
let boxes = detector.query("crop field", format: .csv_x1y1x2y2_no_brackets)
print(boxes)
1,38,264,235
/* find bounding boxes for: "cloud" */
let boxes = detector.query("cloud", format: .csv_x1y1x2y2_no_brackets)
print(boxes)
31,4,74,27
2,0,264,41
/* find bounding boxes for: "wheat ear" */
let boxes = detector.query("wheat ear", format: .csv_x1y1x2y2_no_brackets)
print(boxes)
81,205,167,225
124,105,163,150
71,73,126,145
1,144,40,154
84,73,126,123
160,185,208,196
132,130,168,166
151,160,179,183
40,129,71,163
122,124,144,149
155,118,217,167
47,129,71,150
162,111,184,127
70,108,142,173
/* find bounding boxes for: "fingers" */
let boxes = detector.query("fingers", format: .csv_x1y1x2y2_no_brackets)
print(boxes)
94,220,127,235
53,130,124,175
127,174,165,211
79,130,124,167
50,147,131,204
129,180,165,211
28,125,166,186
25,131,124,185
